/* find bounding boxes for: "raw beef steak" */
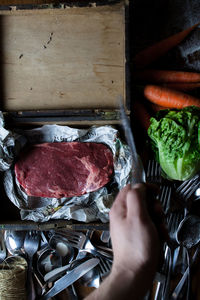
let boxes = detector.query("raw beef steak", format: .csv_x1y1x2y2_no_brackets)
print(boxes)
14,142,113,198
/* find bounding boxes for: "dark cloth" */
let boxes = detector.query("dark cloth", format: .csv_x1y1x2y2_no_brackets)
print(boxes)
130,0,200,71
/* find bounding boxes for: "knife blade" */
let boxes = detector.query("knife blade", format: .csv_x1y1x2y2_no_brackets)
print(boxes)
39,258,99,300
119,96,146,185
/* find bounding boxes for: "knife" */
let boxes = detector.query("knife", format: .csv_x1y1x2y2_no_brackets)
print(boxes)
119,96,146,185
39,258,99,300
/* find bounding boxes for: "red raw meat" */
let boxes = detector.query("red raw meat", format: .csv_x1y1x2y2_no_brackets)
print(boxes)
14,142,113,198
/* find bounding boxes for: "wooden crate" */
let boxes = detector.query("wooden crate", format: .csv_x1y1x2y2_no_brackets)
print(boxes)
0,0,130,229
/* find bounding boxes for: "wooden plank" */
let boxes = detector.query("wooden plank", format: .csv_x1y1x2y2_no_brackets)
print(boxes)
0,0,53,4
0,2,126,111
0,0,101,5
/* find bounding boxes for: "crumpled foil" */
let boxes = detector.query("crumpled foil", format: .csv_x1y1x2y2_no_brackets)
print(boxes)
1,117,132,223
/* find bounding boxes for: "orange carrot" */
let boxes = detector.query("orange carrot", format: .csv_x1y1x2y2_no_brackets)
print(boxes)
133,69,200,83
133,23,200,69
133,101,151,130
143,85,200,109
162,82,200,91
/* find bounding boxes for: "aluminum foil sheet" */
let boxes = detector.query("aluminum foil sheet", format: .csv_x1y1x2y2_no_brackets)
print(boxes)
0,117,132,223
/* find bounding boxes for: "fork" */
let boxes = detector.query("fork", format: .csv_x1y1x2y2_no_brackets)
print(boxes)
176,175,200,202
24,231,40,300
53,230,113,260
146,160,172,213
98,256,112,280
175,175,200,216
0,230,6,263
160,213,181,299
154,212,184,300
166,212,185,274
154,243,172,300
170,242,200,300
159,185,172,215
146,159,162,184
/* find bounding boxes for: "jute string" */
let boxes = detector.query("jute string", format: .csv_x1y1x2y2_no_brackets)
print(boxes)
0,256,27,300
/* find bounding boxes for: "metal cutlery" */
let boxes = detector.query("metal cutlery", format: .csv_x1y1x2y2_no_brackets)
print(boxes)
39,257,99,300
79,263,100,288
176,215,200,249
170,243,200,300
100,230,110,244
154,244,172,300
51,230,113,260
175,174,200,206
119,96,146,185
146,159,162,184
167,212,185,275
68,285,79,300
4,230,26,256
44,254,96,284
154,212,184,300
98,256,112,280
159,185,172,215
24,230,40,300
170,215,200,300
44,261,72,283
176,174,200,198
45,236,112,288
0,230,6,263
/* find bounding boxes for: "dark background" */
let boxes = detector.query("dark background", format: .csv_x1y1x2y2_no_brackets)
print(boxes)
130,0,200,71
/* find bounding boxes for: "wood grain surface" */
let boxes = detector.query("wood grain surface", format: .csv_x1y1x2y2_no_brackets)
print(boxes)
0,0,65,4
0,1,125,111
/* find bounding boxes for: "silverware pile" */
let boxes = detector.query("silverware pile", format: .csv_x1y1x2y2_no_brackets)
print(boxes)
146,159,200,300
1,158,200,300
0,228,113,300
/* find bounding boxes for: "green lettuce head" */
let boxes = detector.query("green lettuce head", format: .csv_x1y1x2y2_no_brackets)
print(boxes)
147,106,200,181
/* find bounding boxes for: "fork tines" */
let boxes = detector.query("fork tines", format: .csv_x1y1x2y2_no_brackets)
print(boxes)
176,174,200,202
146,160,162,184
55,230,86,248
98,257,112,280
56,230,82,239
166,212,184,239
159,185,172,215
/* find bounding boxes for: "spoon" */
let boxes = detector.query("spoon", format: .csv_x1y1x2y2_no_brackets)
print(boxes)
79,265,100,288
171,215,200,300
100,231,110,244
0,231,6,262
4,230,27,256
176,214,200,249
44,259,71,282
44,256,89,283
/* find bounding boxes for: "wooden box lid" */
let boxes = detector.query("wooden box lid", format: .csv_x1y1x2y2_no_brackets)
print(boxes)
0,0,129,115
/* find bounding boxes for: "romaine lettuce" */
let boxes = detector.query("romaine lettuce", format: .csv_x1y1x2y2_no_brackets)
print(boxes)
147,106,200,181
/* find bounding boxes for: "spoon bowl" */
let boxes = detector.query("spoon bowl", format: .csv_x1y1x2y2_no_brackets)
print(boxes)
4,230,27,256
79,264,100,288
49,234,75,263
37,248,63,278
176,214,200,248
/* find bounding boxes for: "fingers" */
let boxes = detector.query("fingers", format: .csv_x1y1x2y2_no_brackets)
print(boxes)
126,184,149,220
110,184,131,219
110,183,168,242
144,186,168,243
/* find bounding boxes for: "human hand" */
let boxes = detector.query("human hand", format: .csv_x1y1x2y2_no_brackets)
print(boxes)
109,183,160,298
85,183,164,300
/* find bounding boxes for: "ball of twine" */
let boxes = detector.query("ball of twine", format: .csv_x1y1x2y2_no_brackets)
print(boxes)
0,256,27,300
